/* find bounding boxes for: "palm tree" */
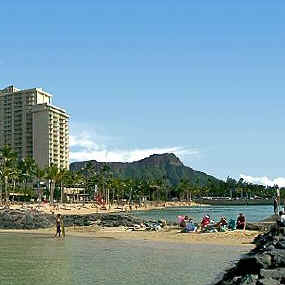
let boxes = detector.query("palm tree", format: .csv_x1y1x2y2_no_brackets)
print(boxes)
176,179,193,201
45,164,59,204
125,178,134,203
0,146,17,203
9,168,21,202
69,171,83,203
18,157,36,193
110,177,122,205
35,166,46,202
56,169,69,203
94,164,112,205
153,178,164,201
80,162,96,205
0,167,9,203
101,164,112,205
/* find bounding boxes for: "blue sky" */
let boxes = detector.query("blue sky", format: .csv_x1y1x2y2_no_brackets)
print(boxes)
1,1,285,185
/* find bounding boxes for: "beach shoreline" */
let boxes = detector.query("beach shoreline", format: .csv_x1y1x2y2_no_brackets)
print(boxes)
0,226,259,247
4,200,207,216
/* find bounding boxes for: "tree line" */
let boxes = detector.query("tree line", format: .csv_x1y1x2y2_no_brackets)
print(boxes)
0,146,282,205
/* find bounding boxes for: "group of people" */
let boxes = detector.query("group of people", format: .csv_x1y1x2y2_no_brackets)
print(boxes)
179,213,246,233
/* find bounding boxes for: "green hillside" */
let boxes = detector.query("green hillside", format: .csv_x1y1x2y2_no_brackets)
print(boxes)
70,153,220,186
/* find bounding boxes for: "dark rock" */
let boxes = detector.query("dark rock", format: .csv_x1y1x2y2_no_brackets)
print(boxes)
275,240,285,249
0,210,163,232
270,249,285,267
214,224,285,284
260,268,285,280
0,209,54,229
256,278,280,285
247,223,262,231
25,213,34,225
257,254,272,269
239,274,258,285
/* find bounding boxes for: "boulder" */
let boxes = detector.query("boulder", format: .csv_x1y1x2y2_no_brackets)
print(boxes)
215,224,285,284
0,209,54,229
260,269,285,280
256,278,280,285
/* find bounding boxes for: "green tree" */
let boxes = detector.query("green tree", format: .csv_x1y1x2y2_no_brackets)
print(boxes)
35,166,46,202
45,164,59,204
56,169,70,203
0,146,17,203
18,157,37,193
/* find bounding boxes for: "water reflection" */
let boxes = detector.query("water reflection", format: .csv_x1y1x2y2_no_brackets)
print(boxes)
0,233,249,285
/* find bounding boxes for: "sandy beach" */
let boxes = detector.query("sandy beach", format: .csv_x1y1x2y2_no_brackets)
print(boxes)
1,201,262,247
6,201,206,216
0,226,259,247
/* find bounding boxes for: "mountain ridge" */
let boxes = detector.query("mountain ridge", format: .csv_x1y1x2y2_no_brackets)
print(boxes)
69,153,221,186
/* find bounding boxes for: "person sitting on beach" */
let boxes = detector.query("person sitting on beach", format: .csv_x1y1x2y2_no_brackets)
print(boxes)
180,216,189,228
277,211,285,227
178,215,185,227
201,215,210,231
216,216,228,232
54,214,61,238
236,213,246,230
275,211,285,235
228,219,236,230
184,218,197,233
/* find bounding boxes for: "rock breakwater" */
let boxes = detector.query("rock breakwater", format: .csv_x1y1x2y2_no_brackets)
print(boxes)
215,225,285,284
0,209,161,230
0,208,54,229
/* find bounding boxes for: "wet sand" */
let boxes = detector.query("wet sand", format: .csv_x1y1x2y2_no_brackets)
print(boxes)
0,226,258,247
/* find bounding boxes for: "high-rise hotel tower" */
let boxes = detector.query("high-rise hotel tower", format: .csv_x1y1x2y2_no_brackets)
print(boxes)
0,85,69,169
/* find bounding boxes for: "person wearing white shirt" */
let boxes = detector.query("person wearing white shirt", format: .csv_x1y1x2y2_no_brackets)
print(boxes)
280,211,285,226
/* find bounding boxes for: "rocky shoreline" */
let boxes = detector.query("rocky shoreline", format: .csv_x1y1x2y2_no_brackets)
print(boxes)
0,208,167,230
214,224,285,285
0,207,273,231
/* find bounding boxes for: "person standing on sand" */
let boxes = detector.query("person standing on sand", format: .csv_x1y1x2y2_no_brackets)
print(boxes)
60,215,65,239
54,214,61,238
274,198,278,215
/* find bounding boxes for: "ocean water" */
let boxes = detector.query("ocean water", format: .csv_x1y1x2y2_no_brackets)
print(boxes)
0,232,249,285
132,205,274,223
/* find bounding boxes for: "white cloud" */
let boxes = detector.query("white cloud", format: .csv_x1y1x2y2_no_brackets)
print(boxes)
240,174,285,188
70,133,199,163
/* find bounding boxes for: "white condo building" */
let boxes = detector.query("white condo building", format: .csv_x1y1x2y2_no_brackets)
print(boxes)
0,85,69,169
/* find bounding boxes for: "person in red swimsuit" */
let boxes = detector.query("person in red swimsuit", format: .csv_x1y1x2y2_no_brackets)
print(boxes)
201,215,210,231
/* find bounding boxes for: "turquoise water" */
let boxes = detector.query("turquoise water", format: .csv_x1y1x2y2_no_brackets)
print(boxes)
0,232,249,285
132,205,274,223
